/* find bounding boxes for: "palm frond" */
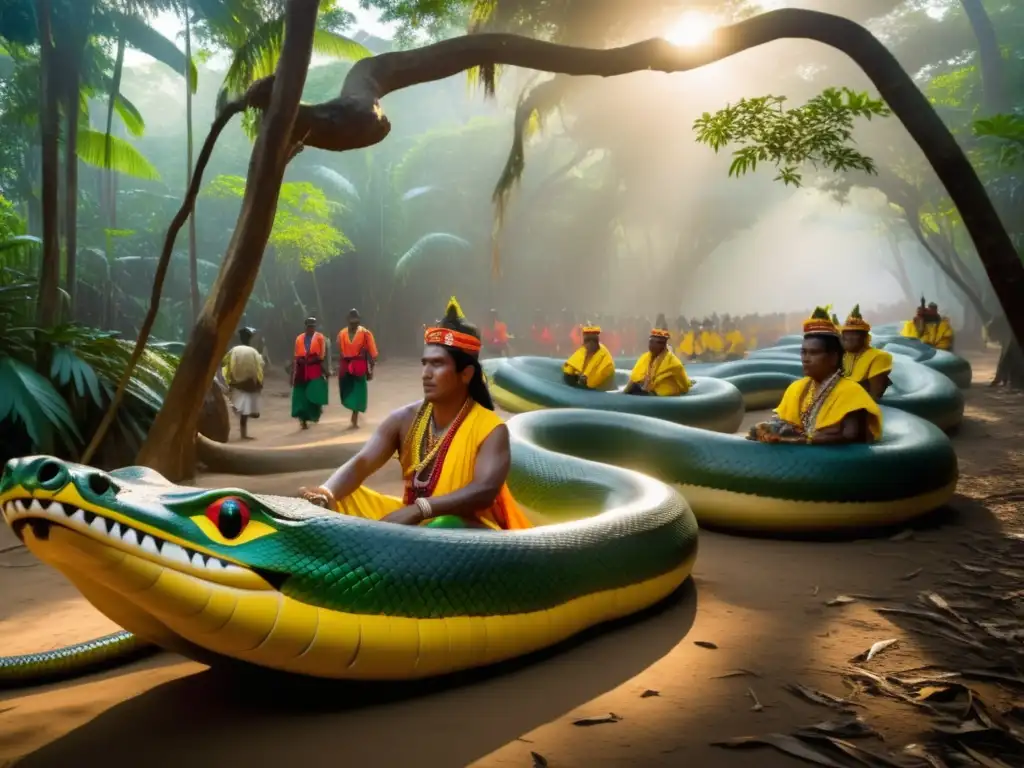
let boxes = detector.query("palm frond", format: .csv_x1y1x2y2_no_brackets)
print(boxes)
219,15,371,103
0,356,82,451
105,10,198,92
114,92,145,137
313,166,360,198
401,185,437,201
394,233,472,280
76,128,161,180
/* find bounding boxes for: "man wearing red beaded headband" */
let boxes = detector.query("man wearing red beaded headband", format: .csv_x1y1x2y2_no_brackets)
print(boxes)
747,306,882,445
624,314,692,396
298,297,532,530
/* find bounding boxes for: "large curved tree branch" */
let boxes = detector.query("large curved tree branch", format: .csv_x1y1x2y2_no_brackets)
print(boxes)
245,8,1020,342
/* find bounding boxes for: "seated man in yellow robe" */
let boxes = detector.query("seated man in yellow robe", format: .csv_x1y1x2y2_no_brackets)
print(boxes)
923,302,955,350
698,319,725,362
562,323,615,389
298,297,532,530
747,306,882,445
723,319,747,361
840,304,893,401
624,314,692,396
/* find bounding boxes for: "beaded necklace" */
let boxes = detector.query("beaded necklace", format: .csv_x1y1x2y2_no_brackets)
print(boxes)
401,399,473,503
799,371,841,436
842,350,863,379
643,352,665,392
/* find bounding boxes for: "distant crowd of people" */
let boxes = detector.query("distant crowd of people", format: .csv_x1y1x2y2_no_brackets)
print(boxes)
216,296,961,442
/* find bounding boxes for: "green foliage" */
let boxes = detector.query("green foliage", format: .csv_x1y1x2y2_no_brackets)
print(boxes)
692,87,891,187
973,113,1024,167
76,128,162,181
202,175,351,271
0,218,177,462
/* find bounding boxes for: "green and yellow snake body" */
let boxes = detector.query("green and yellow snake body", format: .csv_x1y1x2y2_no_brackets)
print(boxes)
0,336,964,687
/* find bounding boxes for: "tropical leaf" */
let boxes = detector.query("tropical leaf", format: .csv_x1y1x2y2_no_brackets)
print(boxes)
313,166,360,198
49,346,103,406
0,356,82,451
113,91,145,137
219,15,370,102
394,233,472,279
401,185,437,201
0,236,39,253
102,10,198,92
76,129,161,180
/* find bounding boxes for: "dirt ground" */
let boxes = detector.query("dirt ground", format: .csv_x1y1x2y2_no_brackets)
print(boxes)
1,353,1022,768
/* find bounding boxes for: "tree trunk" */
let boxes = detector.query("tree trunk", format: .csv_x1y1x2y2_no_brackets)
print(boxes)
35,0,60,332
960,0,1007,114
133,0,320,479
103,36,125,322
64,70,80,316
184,9,201,321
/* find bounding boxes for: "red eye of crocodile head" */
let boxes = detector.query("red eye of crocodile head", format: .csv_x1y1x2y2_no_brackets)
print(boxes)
205,497,250,539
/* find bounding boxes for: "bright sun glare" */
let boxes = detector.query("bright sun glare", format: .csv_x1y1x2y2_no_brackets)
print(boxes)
664,11,721,47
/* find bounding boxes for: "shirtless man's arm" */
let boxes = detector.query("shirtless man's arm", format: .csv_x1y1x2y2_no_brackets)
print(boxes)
312,405,413,502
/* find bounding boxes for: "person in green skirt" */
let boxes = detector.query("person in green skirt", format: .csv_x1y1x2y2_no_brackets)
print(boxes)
337,308,379,429
291,316,330,429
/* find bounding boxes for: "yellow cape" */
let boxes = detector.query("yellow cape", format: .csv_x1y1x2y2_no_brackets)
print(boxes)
335,402,533,530
843,347,893,383
775,377,883,440
629,350,691,396
563,343,615,389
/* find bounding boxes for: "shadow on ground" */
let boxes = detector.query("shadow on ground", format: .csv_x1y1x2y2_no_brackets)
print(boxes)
18,581,698,767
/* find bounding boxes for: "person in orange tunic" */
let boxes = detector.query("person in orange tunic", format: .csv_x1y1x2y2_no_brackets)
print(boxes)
291,316,330,429
530,309,556,356
485,308,512,357
337,308,380,429
299,297,533,530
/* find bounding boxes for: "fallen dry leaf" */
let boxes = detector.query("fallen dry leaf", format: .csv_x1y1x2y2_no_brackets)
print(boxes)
890,529,914,541
711,669,760,679
572,713,621,727
954,560,992,574
784,683,855,711
711,733,848,767
825,595,858,606
920,591,969,623
747,688,763,712
957,745,1014,768
800,734,908,767
693,641,718,649
901,567,924,581
796,715,877,739
640,689,659,698
850,638,899,663
531,751,549,767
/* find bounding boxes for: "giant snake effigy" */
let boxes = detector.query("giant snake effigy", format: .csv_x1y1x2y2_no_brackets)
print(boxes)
0,332,964,687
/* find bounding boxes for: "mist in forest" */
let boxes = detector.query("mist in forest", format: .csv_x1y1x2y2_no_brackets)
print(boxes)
98,0,980,354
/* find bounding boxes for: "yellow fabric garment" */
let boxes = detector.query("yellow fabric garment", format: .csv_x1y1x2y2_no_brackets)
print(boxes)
562,343,615,389
922,320,954,350
775,376,883,441
629,350,691,396
843,347,893,383
725,329,747,356
334,401,533,530
221,345,264,386
900,320,919,339
701,330,725,355
678,331,701,358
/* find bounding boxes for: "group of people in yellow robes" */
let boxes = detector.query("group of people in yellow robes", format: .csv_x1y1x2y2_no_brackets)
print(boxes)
748,305,888,445
296,298,922,532
900,297,955,350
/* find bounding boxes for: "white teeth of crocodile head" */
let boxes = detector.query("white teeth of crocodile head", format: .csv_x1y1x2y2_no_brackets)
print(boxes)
161,541,191,566
28,499,45,514
70,508,86,525
14,500,27,514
